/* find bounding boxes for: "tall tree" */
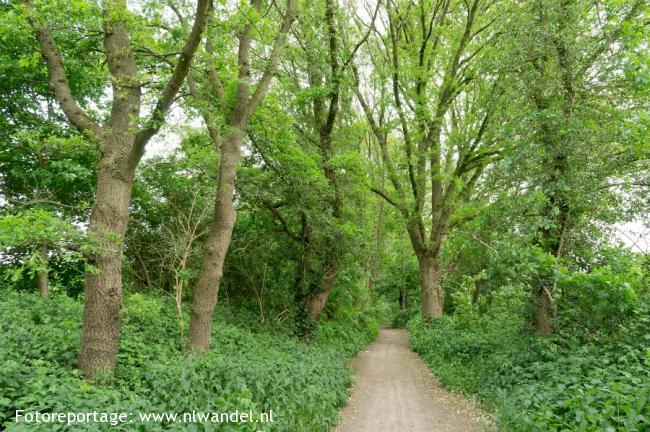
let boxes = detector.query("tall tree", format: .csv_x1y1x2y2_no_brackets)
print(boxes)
275,0,375,320
357,0,504,319
239,0,379,326
22,0,209,377
186,0,296,352
502,0,649,335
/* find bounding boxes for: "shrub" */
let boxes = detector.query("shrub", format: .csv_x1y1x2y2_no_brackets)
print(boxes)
558,268,641,331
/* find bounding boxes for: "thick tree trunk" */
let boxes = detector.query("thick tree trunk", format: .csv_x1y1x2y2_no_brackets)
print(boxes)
79,159,136,377
308,265,337,320
416,253,443,320
187,130,242,352
37,242,48,298
536,286,555,336
28,0,208,379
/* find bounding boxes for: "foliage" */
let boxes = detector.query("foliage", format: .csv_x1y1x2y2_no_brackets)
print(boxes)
372,253,420,328
409,265,650,431
0,209,92,296
557,267,643,332
1,0,649,428
0,290,379,431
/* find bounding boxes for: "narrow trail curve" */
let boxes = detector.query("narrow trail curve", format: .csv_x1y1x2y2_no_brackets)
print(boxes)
332,328,489,432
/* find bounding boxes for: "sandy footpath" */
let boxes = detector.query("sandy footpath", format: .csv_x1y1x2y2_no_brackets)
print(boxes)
332,328,491,432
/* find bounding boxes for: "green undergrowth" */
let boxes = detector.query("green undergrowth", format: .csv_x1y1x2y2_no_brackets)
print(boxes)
408,285,650,431
0,290,379,431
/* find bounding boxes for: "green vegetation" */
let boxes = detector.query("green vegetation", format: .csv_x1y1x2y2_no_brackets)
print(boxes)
408,253,650,431
1,0,649,430
1,290,379,431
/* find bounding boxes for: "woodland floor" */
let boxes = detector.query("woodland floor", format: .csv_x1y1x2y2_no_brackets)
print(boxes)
332,328,491,432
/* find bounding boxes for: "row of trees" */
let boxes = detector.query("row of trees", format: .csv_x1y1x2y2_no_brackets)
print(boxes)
359,0,648,332
1,0,648,378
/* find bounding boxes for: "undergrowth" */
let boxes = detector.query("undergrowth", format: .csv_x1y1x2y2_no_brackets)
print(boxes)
0,290,380,431
408,278,650,431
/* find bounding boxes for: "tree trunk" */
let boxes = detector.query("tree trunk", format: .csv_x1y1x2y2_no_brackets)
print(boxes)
37,242,49,298
398,289,406,309
28,0,208,379
128,241,152,289
536,285,555,336
472,279,482,304
308,265,337,320
400,242,408,309
187,130,242,352
79,159,136,378
416,253,443,320
367,197,385,293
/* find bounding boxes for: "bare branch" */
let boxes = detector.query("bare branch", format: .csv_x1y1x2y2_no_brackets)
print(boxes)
340,0,381,70
370,187,401,209
264,201,301,242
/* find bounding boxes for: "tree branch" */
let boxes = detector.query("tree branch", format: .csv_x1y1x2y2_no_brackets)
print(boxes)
24,0,103,139
370,187,401,209
134,0,211,155
263,201,301,242
247,0,296,116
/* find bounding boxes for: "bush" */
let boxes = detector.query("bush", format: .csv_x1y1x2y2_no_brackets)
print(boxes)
558,268,641,331
390,306,417,328
0,290,379,431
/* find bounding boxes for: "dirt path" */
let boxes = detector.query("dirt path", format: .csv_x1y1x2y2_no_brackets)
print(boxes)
332,328,490,432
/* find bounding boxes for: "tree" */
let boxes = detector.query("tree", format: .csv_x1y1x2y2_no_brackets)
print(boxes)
185,0,296,352
21,0,209,377
252,0,376,321
357,0,505,319
499,0,649,335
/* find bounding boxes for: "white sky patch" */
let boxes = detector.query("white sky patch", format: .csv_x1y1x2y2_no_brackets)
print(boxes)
143,105,203,160
613,220,650,254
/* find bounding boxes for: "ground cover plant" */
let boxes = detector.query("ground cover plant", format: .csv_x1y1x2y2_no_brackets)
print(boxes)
1,290,380,431
1,0,649,430
409,257,650,431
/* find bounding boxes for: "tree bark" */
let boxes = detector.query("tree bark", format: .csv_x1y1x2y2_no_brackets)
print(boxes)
37,242,49,298
308,265,338,320
536,286,555,336
79,156,136,376
416,252,443,320
187,130,242,351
